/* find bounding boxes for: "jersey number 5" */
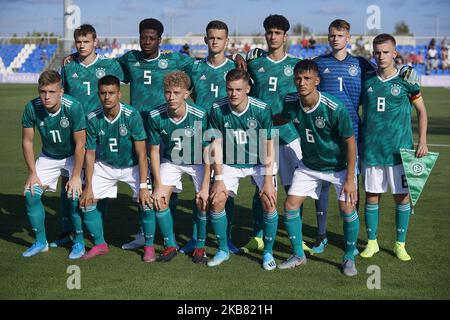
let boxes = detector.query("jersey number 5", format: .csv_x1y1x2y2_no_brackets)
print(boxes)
144,70,152,84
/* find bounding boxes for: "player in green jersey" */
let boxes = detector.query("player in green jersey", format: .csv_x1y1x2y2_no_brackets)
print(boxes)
53,24,125,250
79,75,153,261
207,69,278,270
119,18,195,250
179,20,240,255
242,14,312,255
273,60,359,276
117,18,195,113
147,71,209,263
21,70,86,258
360,34,428,261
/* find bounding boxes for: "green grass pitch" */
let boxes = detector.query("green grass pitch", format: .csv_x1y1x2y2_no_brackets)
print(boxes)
0,84,449,300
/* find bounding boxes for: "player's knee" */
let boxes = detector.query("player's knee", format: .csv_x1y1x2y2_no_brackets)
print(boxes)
339,201,355,214
283,197,299,211
209,194,227,212
394,193,409,204
261,200,276,214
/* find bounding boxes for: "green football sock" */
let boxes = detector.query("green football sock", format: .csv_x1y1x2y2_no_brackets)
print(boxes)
283,209,304,257
196,211,208,249
155,208,176,247
210,209,228,253
25,186,46,243
263,210,278,255
69,195,84,244
60,190,73,233
341,210,359,261
139,205,155,246
191,198,198,240
97,198,109,223
396,203,411,243
81,204,105,246
170,194,178,240
365,203,379,240
225,197,235,239
252,188,264,238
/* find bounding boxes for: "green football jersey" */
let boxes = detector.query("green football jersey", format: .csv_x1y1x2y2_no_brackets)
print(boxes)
248,53,300,145
22,94,86,160
188,58,236,110
208,96,273,168
61,55,124,114
361,70,421,166
117,50,194,113
282,91,354,172
86,103,147,168
147,102,207,165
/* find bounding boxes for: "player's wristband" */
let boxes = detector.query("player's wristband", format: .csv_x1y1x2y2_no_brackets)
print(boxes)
139,183,148,189
214,175,224,181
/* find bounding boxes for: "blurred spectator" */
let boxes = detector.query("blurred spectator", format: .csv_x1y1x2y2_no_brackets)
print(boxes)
102,38,111,50
426,39,439,74
442,46,450,71
179,43,191,57
38,38,46,49
441,36,448,49
243,43,251,53
395,52,405,68
416,50,424,64
301,37,308,48
112,38,120,49
356,36,364,51
40,49,48,65
228,42,238,55
308,35,316,49
407,51,417,65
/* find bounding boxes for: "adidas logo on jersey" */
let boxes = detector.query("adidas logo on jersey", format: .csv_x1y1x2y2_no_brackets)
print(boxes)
134,62,140,67
367,87,373,93
323,68,331,74
99,129,105,136
161,129,167,135
39,121,45,127
71,73,78,78
224,122,231,128
258,67,265,73
200,75,206,80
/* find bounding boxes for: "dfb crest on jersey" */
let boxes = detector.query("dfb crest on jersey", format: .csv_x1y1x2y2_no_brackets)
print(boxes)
391,84,402,96
95,68,106,79
284,65,294,77
60,116,70,128
409,159,425,176
247,117,258,129
184,126,195,137
348,65,359,76
119,125,128,136
158,59,168,69
314,116,326,129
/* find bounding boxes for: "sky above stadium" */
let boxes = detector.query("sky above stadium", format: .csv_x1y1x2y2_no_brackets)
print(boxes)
0,0,449,38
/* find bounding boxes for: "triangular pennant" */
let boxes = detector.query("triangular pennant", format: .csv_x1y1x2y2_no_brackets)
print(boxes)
400,148,439,207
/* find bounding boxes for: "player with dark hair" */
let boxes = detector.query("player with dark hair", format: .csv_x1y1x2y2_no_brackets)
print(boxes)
79,75,152,261
273,60,359,276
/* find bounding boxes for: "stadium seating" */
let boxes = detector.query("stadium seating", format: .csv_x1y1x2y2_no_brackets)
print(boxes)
1,42,448,75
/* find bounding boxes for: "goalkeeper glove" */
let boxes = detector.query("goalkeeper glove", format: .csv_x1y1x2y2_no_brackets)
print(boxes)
399,65,420,85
